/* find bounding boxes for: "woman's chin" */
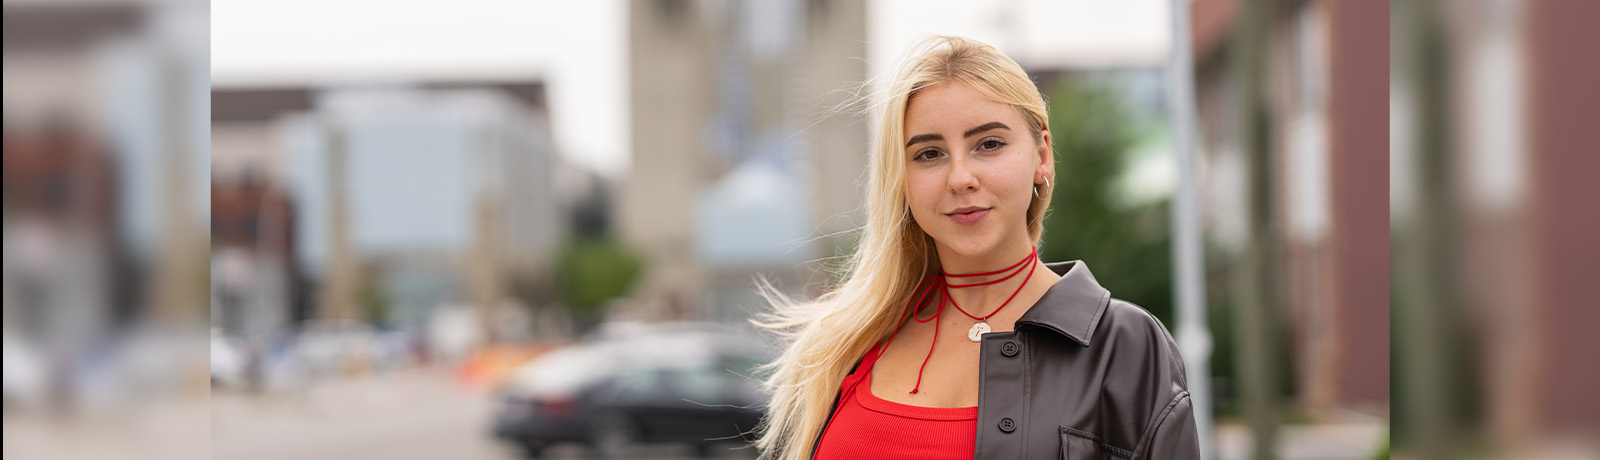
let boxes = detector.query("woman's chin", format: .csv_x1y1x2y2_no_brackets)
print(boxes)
934,235,1000,261
931,226,1032,262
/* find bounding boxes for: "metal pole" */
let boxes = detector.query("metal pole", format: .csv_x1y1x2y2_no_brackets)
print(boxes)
1232,1,1279,458
1166,0,1215,458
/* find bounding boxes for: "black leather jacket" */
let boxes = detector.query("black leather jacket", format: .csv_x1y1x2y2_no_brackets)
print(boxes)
814,261,1200,459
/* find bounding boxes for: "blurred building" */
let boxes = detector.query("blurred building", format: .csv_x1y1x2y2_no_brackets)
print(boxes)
1512,0,1600,441
4,1,209,344
209,176,299,345
210,81,563,343
621,0,870,323
1189,0,1389,419
209,88,309,347
1393,0,1600,450
3,3,208,436
3,117,123,352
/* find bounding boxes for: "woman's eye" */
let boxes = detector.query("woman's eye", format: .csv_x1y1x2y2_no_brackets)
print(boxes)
979,139,1007,151
913,149,943,162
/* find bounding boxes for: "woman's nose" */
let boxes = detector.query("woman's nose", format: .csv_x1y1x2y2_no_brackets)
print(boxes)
947,154,979,192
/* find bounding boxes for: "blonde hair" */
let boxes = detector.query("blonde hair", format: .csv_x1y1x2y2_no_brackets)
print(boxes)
752,36,1053,460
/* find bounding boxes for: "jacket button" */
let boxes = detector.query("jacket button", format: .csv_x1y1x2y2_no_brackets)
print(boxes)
1001,341,1019,357
998,417,1016,433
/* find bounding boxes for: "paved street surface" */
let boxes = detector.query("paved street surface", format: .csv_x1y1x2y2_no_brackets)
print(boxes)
1215,420,1387,460
3,397,210,460
210,367,757,460
15,367,1380,460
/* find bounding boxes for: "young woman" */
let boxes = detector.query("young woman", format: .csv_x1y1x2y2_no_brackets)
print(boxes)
754,36,1199,460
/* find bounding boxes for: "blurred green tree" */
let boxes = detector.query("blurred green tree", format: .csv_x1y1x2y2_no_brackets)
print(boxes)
1039,79,1175,326
554,236,642,320
358,276,390,326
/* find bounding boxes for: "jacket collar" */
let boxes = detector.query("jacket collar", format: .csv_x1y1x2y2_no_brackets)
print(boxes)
1015,261,1111,347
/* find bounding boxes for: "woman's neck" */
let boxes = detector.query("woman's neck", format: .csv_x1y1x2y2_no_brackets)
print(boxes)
935,240,1037,276
930,241,1056,319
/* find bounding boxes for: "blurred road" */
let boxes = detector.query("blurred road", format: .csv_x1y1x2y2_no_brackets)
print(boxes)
1215,421,1387,460
211,368,511,460
210,367,758,460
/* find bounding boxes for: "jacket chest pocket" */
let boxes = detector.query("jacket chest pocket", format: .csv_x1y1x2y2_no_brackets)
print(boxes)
1060,427,1131,460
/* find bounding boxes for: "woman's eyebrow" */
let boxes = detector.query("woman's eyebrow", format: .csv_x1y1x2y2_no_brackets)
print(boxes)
906,133,943,148
963,121,1010,139
905,122,1011,148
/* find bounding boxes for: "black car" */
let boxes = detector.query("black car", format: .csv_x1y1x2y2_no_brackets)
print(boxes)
493,323,769,458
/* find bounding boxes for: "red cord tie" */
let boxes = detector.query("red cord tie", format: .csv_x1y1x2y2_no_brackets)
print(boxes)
881,247,1039,394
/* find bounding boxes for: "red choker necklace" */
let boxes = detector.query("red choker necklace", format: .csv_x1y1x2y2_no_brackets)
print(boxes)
882,246,1039,394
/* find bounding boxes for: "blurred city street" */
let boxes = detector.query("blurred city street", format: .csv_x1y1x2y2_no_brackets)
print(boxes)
210,365,758,460
6,0,1598,457
211,367,508,460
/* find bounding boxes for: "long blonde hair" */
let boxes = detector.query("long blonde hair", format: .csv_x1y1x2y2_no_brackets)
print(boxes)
751,36,1053,460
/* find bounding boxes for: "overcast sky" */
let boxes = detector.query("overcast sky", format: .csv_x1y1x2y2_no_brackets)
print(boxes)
211,0,1169,178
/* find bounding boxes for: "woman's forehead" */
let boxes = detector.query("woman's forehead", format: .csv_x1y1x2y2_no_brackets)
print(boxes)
904,83,1021,137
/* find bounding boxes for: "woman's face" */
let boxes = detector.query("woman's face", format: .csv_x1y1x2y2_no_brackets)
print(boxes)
903,82,1051,262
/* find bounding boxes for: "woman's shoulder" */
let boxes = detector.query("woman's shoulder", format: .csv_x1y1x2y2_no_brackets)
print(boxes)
1091,297,1189,385
1024,260,1186,378
1097,298,1178,345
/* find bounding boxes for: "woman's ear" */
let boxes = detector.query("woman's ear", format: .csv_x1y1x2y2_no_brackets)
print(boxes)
1035,129,1054,181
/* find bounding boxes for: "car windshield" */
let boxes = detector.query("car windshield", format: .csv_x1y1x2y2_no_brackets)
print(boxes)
503,344,610,397
502,327,773,398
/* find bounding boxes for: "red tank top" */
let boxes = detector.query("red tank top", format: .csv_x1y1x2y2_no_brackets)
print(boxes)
813,343,978,459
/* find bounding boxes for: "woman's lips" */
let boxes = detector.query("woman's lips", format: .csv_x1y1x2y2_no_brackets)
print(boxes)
946,207,991,225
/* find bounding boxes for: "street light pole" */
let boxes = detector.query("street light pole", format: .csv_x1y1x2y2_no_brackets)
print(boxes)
1166,0,1215,458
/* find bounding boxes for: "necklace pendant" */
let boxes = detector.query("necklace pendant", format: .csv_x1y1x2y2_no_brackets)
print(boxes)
967,321,991,342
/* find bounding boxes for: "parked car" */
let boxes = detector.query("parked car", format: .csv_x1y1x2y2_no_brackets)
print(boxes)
493,323,770,458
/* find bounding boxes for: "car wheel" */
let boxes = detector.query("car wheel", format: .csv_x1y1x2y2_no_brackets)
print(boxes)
691,442,716,458
589,413,636,460
517,440,547,459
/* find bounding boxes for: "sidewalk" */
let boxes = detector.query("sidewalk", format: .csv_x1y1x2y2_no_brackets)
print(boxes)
1215,421,1387,460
